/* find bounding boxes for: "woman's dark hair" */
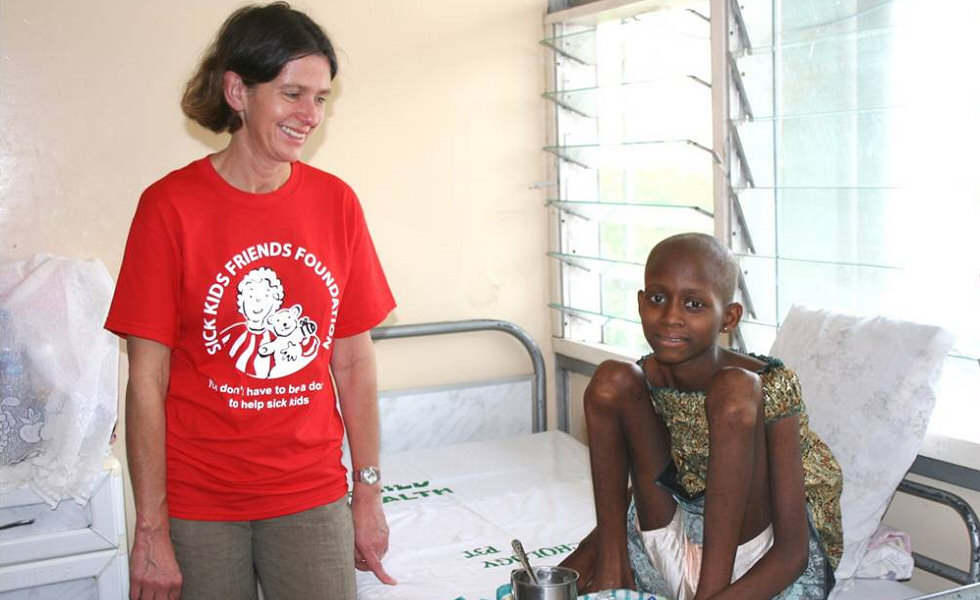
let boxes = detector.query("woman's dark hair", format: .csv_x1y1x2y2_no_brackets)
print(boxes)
181,2,337,133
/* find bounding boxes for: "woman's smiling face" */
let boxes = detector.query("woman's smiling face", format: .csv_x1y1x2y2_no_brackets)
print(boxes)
235,54,332,166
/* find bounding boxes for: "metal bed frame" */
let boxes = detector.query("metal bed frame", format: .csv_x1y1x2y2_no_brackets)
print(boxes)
371,319,547,434
369,319,979,595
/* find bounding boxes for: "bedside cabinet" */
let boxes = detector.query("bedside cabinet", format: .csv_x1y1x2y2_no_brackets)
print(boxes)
0,455,129,599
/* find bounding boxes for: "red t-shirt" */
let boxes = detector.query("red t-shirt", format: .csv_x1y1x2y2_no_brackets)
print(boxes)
106,157,395,520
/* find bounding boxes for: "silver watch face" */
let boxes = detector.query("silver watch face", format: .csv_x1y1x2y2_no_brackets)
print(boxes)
358,466,380,485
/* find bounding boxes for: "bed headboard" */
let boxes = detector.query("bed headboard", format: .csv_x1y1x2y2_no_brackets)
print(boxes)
370,319,547,451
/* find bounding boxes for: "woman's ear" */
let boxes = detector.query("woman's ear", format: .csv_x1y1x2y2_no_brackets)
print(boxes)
721,302,743,333
223,70,247,112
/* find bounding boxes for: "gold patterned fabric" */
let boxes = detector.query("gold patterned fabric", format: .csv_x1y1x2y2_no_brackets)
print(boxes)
646,356,844,568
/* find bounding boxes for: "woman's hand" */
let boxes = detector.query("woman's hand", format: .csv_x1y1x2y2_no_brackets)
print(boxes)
351,486,397,585
129,522,182,600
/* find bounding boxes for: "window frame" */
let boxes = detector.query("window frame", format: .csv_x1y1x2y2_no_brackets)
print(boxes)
544,0,729,352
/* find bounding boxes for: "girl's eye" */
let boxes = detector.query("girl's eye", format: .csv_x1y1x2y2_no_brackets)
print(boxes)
649,293,666,305
685,298,706,309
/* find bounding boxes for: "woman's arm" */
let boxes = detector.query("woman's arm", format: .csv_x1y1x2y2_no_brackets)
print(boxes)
706,415,810,599
125,336,183,600
332,332,396,585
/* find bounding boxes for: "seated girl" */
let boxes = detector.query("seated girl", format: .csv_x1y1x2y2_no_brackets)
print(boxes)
561,233,843,600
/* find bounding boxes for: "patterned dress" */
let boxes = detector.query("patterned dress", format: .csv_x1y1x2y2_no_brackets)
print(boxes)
626,355,844,600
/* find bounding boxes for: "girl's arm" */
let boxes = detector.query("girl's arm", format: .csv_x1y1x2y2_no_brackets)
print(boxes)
332,332,396,585
125,336,183,600
705,415,810,599
695,367,765,598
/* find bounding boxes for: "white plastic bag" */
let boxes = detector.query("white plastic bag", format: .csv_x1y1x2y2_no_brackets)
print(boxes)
0,255,118,505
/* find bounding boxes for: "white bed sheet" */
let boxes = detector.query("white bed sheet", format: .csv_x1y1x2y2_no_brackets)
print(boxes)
356,431,596,600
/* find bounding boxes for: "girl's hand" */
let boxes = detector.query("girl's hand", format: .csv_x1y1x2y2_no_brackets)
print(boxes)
561,527,635,594
559,528,597,589
586,551,635,594
351,487,397,585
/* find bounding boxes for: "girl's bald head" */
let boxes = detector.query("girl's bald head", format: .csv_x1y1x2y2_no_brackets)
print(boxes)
645,233,739,302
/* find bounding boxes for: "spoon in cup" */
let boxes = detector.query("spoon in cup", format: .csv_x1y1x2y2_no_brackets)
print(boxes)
512,538,538,585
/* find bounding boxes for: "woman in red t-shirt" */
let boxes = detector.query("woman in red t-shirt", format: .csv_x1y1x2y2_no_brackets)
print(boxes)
106,4,396,599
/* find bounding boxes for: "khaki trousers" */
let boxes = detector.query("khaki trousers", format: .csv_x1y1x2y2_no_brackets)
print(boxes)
170,497,355,600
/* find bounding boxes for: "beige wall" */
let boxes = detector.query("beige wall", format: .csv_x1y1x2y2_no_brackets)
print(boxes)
1,0,551,546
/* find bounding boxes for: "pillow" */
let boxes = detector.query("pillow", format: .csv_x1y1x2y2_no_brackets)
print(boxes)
769,305,955,579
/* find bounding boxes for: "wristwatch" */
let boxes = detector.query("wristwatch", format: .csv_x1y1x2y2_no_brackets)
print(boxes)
354,466,380,485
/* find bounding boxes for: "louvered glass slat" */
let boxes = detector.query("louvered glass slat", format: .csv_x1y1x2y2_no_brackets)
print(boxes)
733,187,980,269
549,201,712,226
736,253,979,357
540,29,597,65
545,139,715,171
544,76,710,127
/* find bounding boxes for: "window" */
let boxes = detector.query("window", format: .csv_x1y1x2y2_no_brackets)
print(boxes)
544,1,715,355
729,0,980,442
546,0,979,443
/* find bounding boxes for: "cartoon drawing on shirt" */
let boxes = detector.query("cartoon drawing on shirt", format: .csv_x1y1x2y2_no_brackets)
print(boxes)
258,305,320,368
217,267,320,379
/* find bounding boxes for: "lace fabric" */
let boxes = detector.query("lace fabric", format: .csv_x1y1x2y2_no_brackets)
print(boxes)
0,255,118,506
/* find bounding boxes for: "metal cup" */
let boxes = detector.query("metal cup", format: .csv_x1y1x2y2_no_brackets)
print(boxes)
511,566,579,600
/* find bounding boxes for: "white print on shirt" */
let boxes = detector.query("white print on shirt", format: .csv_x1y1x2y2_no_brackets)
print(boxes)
220,267,319,378
259,304,320,364
207,378,326,411
200,242,342,381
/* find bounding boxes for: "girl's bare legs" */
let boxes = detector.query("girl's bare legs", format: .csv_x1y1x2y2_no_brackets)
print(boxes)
560,361,676,593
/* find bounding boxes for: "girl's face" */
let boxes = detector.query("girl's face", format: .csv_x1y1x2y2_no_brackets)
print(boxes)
637,250,736,368
235,54,332,166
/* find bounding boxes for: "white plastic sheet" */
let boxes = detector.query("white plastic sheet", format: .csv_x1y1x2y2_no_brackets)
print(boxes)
356,431,602,600
0,255,118,506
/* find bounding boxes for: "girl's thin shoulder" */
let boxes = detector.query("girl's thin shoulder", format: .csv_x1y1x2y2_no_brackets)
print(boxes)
595,358,644,381
728,353,803,397
591,359,646,392
710,351,781,391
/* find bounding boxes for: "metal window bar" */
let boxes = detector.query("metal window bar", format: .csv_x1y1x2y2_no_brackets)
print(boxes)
729,187,757,254
725,0,759,352
727,53,754,121
728,119,755,188
724,0,757,352
728,0,752,50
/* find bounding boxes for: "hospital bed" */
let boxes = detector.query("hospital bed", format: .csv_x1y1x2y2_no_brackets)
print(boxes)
356,318,980,600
